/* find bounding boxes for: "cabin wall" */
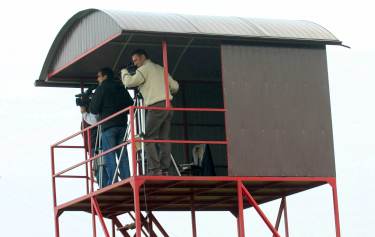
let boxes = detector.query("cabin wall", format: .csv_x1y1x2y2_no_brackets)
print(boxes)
221,45,336,177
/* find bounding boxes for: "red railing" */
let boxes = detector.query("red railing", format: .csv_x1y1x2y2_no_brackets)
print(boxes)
50,105,227,205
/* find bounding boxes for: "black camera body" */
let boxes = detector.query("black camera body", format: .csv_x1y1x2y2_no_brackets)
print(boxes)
75,86,96,107
124,62,137,75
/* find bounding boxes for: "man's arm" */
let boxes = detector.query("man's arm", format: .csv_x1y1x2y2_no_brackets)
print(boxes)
121,68,146,88
89,86,103,115
80,107,99,125
169,75,179,94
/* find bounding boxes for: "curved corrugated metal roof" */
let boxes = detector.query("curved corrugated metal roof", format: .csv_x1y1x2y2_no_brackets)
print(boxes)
37,9,341,87
104,9,339,42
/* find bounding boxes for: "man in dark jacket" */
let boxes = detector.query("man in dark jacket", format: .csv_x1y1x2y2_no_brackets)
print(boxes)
90,67,133,187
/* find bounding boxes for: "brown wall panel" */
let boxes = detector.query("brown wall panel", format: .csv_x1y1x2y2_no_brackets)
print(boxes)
221,45,335,177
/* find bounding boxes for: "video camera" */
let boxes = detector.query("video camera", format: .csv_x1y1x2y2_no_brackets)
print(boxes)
75,86,97,107
123,62,137,76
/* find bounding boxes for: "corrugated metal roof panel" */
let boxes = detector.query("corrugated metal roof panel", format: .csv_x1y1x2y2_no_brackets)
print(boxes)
102,9,339,42
104,10,199,34
241,18,338,41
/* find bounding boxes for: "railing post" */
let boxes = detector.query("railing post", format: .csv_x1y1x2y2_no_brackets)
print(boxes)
50,146,60,237
329,179,341,237
237,181,245,237
130,107,137,176
162,40,171,108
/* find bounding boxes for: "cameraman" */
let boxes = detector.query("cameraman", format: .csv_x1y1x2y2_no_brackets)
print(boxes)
121,49,179,176
89,67,133,187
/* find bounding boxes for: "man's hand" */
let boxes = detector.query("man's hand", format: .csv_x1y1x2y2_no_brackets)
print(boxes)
80,106,87,113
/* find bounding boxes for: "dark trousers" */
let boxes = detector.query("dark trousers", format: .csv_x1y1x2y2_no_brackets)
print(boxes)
145,101,173,172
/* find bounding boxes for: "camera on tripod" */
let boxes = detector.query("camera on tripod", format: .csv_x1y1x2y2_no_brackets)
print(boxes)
124,62,137,76
75,86,96,107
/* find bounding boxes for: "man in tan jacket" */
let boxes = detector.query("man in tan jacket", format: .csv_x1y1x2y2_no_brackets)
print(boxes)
121,49,179,175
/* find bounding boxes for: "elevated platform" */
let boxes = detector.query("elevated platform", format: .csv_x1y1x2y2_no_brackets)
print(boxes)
57,176,328,218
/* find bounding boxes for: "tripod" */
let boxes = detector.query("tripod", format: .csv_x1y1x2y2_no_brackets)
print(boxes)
112,91,181,181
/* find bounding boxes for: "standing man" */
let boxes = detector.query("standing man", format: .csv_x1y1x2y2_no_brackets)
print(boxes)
121,49,179,175
90,67,133,187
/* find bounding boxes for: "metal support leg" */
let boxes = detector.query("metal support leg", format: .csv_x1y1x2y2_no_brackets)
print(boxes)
131,179,144,237
91,201,97,237
112,220,116,237
330,179,342,237
54,209,60,237
283,197,289,237
92,197,110,237
237,181,245,237
273,198,284,235
191,207,197,237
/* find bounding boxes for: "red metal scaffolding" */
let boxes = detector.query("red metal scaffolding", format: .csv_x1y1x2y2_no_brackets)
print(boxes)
49,40,341,237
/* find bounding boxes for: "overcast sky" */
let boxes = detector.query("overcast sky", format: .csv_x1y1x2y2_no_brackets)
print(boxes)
0,0,374,236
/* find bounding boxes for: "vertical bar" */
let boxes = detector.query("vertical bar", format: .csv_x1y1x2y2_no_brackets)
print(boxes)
219,46,230,175
130,107,137,176
273,198,284,235
330,180,342,237
133,181,142,237
81,80,90,194
283,197,289,237
162,40,171,108
87,129,95,192
112,219,116,237
50,147,60,237
92,198,111,237
181,87,190,164
241,184,280,237
237,181,245,237
88,129,97,237
91,201,97,237
191,193,197,237
191,207,197,237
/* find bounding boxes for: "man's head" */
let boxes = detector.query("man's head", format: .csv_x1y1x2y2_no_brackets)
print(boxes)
131,49,149,67
97,67,114,84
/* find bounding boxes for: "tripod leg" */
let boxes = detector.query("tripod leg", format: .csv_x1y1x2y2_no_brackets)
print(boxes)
170,154,181,176
111,125,130,185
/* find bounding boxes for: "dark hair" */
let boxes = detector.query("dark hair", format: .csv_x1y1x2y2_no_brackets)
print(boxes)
99,67,114,80
131,49,149,59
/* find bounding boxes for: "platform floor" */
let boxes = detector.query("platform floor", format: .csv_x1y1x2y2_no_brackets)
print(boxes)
56,176,327,218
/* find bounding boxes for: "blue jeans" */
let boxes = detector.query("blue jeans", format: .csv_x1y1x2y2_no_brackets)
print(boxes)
101,126,130,187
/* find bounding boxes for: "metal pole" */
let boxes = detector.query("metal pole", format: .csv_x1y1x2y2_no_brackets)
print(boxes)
330,179,342,237
80,81,90,194
112,219,116,237
91,201,97,237
133,180,142,237
92,198,111,237
273,198,284,235
283,197,289,237
88,129,97,237
130,107,137,176
50,147,60,237
162,40,171,108
191,207,197,237
237,181,245,237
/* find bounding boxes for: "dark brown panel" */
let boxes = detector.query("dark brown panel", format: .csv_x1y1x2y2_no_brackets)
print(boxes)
221,45,335,177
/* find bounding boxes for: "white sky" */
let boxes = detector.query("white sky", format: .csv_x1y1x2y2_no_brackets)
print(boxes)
0,0,374,236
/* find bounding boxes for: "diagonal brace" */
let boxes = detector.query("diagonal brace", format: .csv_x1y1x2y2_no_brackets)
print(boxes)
241,184,281,237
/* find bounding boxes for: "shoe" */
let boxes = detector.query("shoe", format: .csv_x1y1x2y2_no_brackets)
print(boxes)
148,169,162,176
161,169,169,176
